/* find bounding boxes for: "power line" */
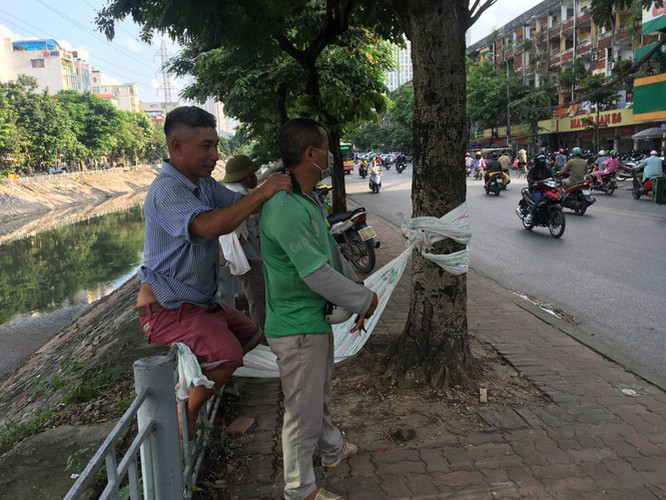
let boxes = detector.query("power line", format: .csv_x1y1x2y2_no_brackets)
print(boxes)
33,0,155,67
0,11,157,87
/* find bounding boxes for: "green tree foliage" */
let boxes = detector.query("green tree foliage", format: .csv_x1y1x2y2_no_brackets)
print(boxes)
348,81,413,152
55,91,125,159
466,60,506,130
0,77,165,173
97,0,400,211
591,0,663,28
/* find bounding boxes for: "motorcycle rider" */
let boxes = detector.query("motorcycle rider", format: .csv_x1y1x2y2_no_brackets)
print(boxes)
557,146,587,185
473,151,486,179
635,150,665,196
555,148,567,171
592,149,621,185
524,153,551,225
464,152,473,175
484,152,511,188
368,160,383,191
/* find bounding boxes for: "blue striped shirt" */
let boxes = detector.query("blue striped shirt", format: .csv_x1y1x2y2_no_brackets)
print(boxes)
138,161,242,309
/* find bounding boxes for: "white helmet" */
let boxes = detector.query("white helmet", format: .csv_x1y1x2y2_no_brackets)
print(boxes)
650,150,658,156
598,150,606,156
324,303,354,324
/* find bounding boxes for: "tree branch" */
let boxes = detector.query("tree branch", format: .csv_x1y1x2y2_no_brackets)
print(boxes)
468,0,498,28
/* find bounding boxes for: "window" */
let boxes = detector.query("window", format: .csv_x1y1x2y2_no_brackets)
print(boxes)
31,59,45,68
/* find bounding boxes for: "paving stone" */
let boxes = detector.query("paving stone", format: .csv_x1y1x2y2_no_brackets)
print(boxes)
376,473,413,498
405,473,440,496
225,416,256,436
441,446,473,470
371,448,420,464
344,476,385,500
419,448,450,473
477,408,529,430
347,452,376,476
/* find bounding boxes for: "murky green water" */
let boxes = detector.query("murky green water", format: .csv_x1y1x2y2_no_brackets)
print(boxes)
0,205,145,375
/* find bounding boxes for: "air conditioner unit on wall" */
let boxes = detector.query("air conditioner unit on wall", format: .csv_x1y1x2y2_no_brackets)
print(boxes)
591,54,598,61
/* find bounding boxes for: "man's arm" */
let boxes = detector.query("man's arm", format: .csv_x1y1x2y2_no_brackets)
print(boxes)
190,173,291,239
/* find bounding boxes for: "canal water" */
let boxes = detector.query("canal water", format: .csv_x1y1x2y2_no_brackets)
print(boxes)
0,205,145,376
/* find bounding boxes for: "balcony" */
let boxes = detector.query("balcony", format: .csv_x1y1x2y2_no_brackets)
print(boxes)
537,61,548,72
562,19,574,31
576,11,592,26
576,44,592,57
550,54,562,66
561,48,574,62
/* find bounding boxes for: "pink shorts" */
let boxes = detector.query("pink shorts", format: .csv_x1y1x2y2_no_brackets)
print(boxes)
139,302,261,369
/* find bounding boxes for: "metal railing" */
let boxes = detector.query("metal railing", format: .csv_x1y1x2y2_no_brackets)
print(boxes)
64,347,223,500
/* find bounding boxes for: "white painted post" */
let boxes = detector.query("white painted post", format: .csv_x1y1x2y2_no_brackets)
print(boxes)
133,355,183,499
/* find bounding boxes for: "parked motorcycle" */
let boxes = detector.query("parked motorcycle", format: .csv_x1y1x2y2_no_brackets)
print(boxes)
369,169,382,193
559,178,596,215
314,186,380,273
515,178,566,238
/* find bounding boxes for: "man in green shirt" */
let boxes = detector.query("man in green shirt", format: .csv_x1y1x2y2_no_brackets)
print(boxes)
260,118,378,500
558,146,587,185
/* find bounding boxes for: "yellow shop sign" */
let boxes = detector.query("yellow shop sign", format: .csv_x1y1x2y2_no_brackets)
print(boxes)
558,108,634,132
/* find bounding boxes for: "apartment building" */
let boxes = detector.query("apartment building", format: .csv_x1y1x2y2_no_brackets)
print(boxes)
6,39,89,93
91,69,141,112
467,0,666,153
386,39,414,92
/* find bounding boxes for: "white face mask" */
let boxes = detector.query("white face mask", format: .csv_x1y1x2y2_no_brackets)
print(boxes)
312,147,334,179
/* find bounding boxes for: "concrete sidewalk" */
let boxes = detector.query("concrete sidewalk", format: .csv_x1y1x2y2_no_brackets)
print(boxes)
215,208,666,499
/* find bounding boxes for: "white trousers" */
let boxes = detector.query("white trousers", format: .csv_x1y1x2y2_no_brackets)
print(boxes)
267,333,344,500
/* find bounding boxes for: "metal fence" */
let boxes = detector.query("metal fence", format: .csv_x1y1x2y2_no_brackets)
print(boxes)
63,346,224,500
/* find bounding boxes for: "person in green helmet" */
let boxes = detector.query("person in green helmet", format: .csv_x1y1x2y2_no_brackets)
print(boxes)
557,147,587,185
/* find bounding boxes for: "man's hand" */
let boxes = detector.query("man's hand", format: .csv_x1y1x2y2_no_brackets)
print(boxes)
257,173,292,200
350,292,378,334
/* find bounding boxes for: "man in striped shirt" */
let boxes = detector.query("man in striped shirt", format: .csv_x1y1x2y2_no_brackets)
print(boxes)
136,106,291,439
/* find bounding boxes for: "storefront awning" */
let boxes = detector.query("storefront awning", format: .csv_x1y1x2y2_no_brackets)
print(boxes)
631,127,665,140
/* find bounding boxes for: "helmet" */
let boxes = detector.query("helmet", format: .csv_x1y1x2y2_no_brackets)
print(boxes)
324,303,353,324
465,152,470,157
490,152,499,159
475,152,482,158
650,150,658,156
598,150,606,156
571,147,583,156
534,153,547,167
609,150,618,157
558,148,564,154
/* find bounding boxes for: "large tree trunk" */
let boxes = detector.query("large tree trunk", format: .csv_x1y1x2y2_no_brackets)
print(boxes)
384,0,476,388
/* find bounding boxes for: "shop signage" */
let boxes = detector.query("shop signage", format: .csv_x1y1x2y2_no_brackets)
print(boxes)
42,50,60,57
558,108,634,132
642,2,666,35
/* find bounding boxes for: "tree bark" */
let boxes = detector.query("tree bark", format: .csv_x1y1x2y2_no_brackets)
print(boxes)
383,0,476,387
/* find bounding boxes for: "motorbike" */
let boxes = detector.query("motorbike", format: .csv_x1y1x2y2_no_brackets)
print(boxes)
587,167,618,195
473,166,484,180
515,178,566,238
358,161,368,178
632,171,665,200
369,169,382,193
616,162,635,182
558,177,595,215
395,160,407,173
313,186,380,273
484,170,505,196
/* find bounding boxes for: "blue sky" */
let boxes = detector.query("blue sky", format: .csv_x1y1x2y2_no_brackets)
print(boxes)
0,0,540,105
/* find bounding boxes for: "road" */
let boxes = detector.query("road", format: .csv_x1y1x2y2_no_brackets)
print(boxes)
339,164,666,389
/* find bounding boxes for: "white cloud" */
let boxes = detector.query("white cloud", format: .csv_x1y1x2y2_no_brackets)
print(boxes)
120,37,143,52
0,24,25,40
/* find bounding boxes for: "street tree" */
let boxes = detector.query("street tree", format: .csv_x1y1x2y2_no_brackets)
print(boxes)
466,59,506,133
509,88,555,154
579,73,620,151
371,0,497,387
97,0,399,213
591,0,664,27
56,91,125,162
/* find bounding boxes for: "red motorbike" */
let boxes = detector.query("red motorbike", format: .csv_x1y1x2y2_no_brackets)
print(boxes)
559,178,596,215
515,178,566,238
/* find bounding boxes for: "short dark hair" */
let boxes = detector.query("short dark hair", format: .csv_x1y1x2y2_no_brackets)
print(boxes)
164,106,216,140
278,118,326,167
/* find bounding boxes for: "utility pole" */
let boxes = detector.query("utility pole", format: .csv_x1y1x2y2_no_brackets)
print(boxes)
506,60,511,148
160,39,174,112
